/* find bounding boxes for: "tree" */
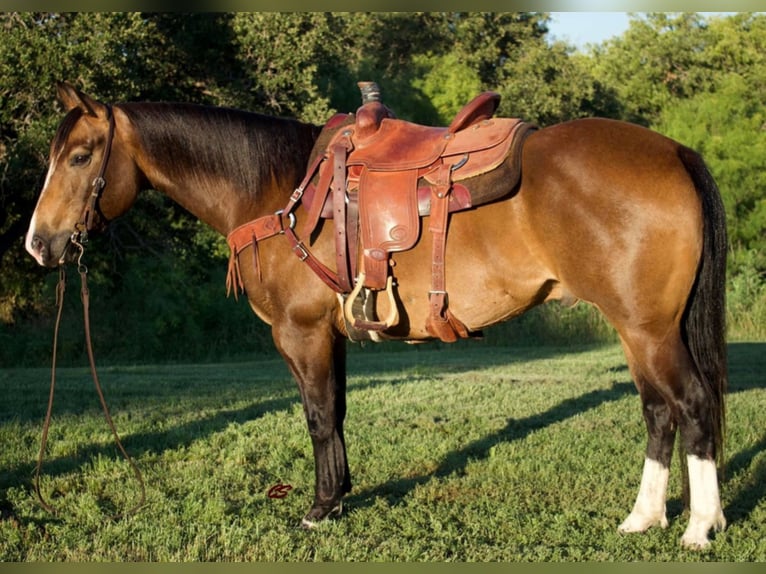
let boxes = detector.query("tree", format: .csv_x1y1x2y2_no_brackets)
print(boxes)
655,74,766,274
585,13,714,125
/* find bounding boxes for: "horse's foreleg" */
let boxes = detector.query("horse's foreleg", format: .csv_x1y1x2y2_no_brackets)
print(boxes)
272,321,351,528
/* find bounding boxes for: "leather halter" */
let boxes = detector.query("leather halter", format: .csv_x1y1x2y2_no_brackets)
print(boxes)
72,104,116,247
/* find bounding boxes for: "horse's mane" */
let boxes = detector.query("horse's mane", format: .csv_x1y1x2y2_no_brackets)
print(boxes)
118,102,321,198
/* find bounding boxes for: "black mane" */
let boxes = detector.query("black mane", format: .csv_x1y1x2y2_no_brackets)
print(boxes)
119,102,321,197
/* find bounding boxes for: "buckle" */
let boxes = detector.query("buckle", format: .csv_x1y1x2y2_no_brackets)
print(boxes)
292,242,309,262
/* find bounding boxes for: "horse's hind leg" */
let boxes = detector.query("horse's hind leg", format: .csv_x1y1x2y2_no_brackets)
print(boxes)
272,320,351,528
618,336,678,532
618,356,674,533
618,331,725,548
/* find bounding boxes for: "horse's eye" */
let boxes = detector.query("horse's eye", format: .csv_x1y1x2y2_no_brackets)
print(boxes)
70,153,92,167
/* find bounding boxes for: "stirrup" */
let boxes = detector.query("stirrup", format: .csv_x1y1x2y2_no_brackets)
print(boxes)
344,273,399,332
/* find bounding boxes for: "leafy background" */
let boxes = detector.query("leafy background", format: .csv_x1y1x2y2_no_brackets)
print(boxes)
1,12,764,366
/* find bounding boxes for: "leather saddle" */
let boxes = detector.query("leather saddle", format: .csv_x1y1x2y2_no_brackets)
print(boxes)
227,85,534,342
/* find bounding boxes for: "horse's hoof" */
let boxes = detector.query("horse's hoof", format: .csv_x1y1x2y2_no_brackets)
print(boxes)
679,511,726,550
300,501,343,529
618,510,669,533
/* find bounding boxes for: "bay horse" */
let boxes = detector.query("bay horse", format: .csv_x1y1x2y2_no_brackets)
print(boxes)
25,82,728,549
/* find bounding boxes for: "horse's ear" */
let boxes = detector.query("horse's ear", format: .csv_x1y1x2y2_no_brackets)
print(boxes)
56,81,104,117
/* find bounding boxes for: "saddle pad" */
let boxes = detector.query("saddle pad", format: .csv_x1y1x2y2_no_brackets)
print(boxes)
434,118,525,183
300,181,472,220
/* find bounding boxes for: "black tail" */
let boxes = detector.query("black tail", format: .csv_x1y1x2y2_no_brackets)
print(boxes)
677,145,728,465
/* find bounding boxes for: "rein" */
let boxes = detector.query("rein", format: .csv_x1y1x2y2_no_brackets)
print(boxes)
35,105,146,519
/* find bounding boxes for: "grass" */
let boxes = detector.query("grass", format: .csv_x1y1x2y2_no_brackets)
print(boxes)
1,342,764,561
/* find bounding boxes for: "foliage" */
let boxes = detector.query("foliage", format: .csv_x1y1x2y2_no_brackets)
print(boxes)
584,13,716,125
0,12,244,327
0,12,764,368
654,73,766,273
725,249,766,342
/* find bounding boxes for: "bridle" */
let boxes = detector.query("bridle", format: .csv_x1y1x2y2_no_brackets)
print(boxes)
35,104,146,519
52,104,116,268
73,103,116,252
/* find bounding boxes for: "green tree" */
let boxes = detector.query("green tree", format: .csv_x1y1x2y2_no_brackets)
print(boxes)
585,13,714,125
229,13,343,123
655,73,766,273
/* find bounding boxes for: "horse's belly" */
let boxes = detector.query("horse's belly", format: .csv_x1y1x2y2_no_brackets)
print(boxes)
377,204,558,339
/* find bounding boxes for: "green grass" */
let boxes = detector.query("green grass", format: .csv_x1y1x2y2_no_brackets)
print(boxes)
1,343,764,561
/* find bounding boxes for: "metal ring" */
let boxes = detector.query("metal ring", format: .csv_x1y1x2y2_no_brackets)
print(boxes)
275,210,296,230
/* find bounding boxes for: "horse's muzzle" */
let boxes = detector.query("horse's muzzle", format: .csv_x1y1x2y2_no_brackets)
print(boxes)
25,232,74,268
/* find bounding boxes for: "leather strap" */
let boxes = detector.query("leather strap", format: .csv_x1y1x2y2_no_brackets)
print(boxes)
77,105,116,239
425,163,470,342
226,152,345,296
346,188,360,282
283,226,345,293
299,154,334,237
36,265,146,520
332,138,353,293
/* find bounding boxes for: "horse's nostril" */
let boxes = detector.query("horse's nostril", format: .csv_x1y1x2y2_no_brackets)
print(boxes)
29,235,47,257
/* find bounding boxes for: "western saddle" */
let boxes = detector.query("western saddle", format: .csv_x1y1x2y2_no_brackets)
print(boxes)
227,82,534,342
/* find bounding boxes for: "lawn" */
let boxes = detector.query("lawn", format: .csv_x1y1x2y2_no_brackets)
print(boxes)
1,342,764,561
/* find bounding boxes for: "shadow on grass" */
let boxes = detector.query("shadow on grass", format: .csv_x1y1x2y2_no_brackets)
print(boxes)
0,344,619,526
727,342,766,393
343,341,766,523
719,342,766,526
345,380,636,512
0,393,300,494
8,340,758,425
1,343,597,424
724,431,766,526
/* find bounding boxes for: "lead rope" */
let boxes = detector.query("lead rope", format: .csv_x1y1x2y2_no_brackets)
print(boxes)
34,242,146,520
34,267,67,515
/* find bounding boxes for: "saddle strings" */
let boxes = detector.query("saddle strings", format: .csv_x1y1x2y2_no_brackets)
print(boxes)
35,255,146,520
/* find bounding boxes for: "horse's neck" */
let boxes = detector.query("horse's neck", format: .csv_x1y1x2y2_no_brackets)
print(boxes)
141,163,264,237
123,103,316,236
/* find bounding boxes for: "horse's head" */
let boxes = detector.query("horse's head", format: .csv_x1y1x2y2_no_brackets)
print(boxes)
26,82,140,267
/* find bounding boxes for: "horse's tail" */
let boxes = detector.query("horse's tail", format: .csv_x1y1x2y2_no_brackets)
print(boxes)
677,145,728,467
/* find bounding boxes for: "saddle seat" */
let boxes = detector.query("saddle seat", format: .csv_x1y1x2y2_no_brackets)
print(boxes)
348,91,507,173
353,90,500,141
